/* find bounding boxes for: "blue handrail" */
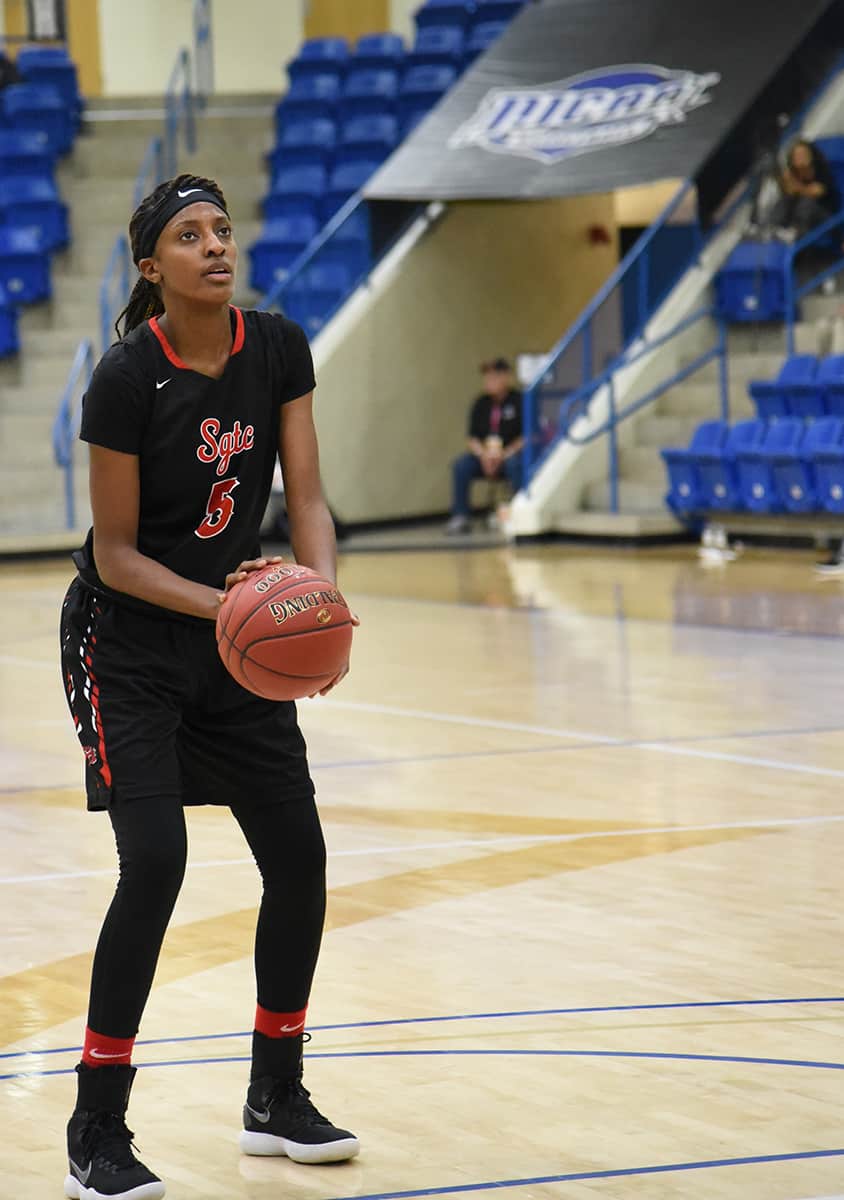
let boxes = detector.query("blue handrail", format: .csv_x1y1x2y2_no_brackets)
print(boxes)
193,0,213,108
784,209,844,352
52,338,95,530
260,192,369,312
523,308,728,512
133,134,164,212
99,235,130,354
164,47,196,179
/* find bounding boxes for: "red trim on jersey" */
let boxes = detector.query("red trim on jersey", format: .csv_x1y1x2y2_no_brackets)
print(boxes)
82,1028,135,1068
149,306,245,370
254,1004,308,1039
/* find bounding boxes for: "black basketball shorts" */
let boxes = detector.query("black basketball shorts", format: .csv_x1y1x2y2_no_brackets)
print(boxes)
60,578,315,811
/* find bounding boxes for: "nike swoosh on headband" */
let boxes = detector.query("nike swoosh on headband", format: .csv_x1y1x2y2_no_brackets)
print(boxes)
177,188,203,198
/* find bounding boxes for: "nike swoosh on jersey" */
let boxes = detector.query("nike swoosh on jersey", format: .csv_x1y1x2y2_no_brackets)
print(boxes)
69,1158,92,1184
279,1021,305,1032
89,1048,129,1060
245,1102,272,1124
177,188,203,198
156,379,171,390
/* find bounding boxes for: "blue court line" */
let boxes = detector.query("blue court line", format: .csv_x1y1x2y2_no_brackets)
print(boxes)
3,1046,843,1082
319,1148,844,1199
3,996,843,1062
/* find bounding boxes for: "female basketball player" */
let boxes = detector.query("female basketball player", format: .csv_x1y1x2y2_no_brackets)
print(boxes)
59,175,358,1200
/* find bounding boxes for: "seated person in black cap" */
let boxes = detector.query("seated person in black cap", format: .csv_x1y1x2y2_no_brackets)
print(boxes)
445,358,524,535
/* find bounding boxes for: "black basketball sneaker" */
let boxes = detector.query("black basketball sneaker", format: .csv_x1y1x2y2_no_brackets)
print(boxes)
239,1075,360,1163
64,1064,165,1200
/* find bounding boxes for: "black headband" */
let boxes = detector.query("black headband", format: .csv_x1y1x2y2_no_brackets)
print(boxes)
134,186,229,264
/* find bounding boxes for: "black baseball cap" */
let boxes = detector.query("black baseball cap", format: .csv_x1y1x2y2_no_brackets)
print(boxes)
480,357,511,372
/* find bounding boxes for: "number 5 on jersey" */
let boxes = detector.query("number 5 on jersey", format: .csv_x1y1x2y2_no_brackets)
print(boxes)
196,476,239,539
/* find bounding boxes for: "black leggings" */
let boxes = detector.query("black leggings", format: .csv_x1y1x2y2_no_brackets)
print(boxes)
87,794,327,1039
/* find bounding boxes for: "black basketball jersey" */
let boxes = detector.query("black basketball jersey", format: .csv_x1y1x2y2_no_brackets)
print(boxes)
74,307,315,613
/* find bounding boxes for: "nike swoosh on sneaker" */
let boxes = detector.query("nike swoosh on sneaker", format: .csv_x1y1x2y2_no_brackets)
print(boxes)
245,1102,272,1124
177,188,202,198
89,1049,129,1060
156,379,171,390
279,1021,305,1033
69,1158,92,1184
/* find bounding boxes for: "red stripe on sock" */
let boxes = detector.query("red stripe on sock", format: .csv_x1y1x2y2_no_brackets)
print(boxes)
254,1004,307,1039
82,1028,135,1067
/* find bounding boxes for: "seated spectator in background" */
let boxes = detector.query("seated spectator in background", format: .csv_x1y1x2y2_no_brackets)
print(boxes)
445,358,524,536
769,139,840,241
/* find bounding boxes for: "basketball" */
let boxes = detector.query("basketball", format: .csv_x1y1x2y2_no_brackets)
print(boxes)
216,563,354,701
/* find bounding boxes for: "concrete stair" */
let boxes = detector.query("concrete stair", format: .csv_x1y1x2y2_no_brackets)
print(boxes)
0,96,274,542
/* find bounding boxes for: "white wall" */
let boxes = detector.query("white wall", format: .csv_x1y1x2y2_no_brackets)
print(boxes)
97,0,306,97
97,0,420,98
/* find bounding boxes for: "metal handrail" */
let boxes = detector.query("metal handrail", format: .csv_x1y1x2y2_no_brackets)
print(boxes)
133,134,164,212
99,235,130,354
523,308,728,513
193,0,214,108
164,47,196,179
784,208,844,352
52,338,95,530
260,192,368,311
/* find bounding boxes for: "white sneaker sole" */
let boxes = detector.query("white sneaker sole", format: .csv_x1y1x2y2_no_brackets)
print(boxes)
64,1173,166,1200
239,1129,360,1163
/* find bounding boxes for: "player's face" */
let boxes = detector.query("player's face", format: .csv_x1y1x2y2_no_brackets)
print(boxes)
142,202,237,306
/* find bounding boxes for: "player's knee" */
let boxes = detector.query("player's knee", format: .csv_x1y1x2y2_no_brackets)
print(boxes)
118,832,187,898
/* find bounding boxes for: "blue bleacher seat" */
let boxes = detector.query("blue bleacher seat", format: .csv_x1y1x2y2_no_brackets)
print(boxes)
2,84,73,156
267,119,337,173
415,0,474,29
0,282,18,357
469,0,528,25
263,165,327,220
249,215,318,294
812,417,844,512
715,241,789,322
749,355,818,419
0,129,54,180
322,161,380,221
341,69,399,118
0,176,69,250
287,37,349,83
398,64,458,127
774,416,844,513
16,47,81,124
816,354,844,417
336,114,398,166
275,75,341,127
737,418,804,511
697,418,766,510
661,420,727,513
408,25,465,69
353,33,405,70
0,226,50,303
317,205,371,279
285,262,353,335
463,20,508,64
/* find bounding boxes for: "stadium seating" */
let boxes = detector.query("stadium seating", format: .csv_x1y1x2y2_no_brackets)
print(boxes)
275,74,341,127
249,215,319,293
0,129,55,181
813,421,844,512
268,118,337,172
353,33,405,71
662,420,726,513
16,45,82,126
0,176,69,250
335,114,399,165
263,165,328,220
773,416,844,512
749,354,818,419
323,161,381,221
0,226,51,303
818,355,844,417
715,241,789,322
3,83,74,156
407,26,466,69
414,0,474,29
284,263,352,334
737,418,804,512
286,37,350,82
0,282,18,357
698,419,766,510
398,64,458,129
341,69,400,118
470,0,529,22
464,21,509,64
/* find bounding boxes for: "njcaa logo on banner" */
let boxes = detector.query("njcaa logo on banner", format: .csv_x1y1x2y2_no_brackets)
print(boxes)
448,64,720,165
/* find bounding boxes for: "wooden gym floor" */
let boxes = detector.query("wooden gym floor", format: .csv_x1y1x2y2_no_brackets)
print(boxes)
1,542,843,1199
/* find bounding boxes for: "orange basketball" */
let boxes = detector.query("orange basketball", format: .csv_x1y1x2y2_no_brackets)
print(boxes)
216,563,353,701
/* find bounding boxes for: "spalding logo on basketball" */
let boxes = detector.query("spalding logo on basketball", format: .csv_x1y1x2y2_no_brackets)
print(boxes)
216,564,353,701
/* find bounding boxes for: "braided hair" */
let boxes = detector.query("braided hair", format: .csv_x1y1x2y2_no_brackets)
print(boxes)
115,173,228,340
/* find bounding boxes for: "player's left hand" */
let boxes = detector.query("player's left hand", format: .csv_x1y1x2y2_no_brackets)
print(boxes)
309,610,361,697
217,556,284,604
